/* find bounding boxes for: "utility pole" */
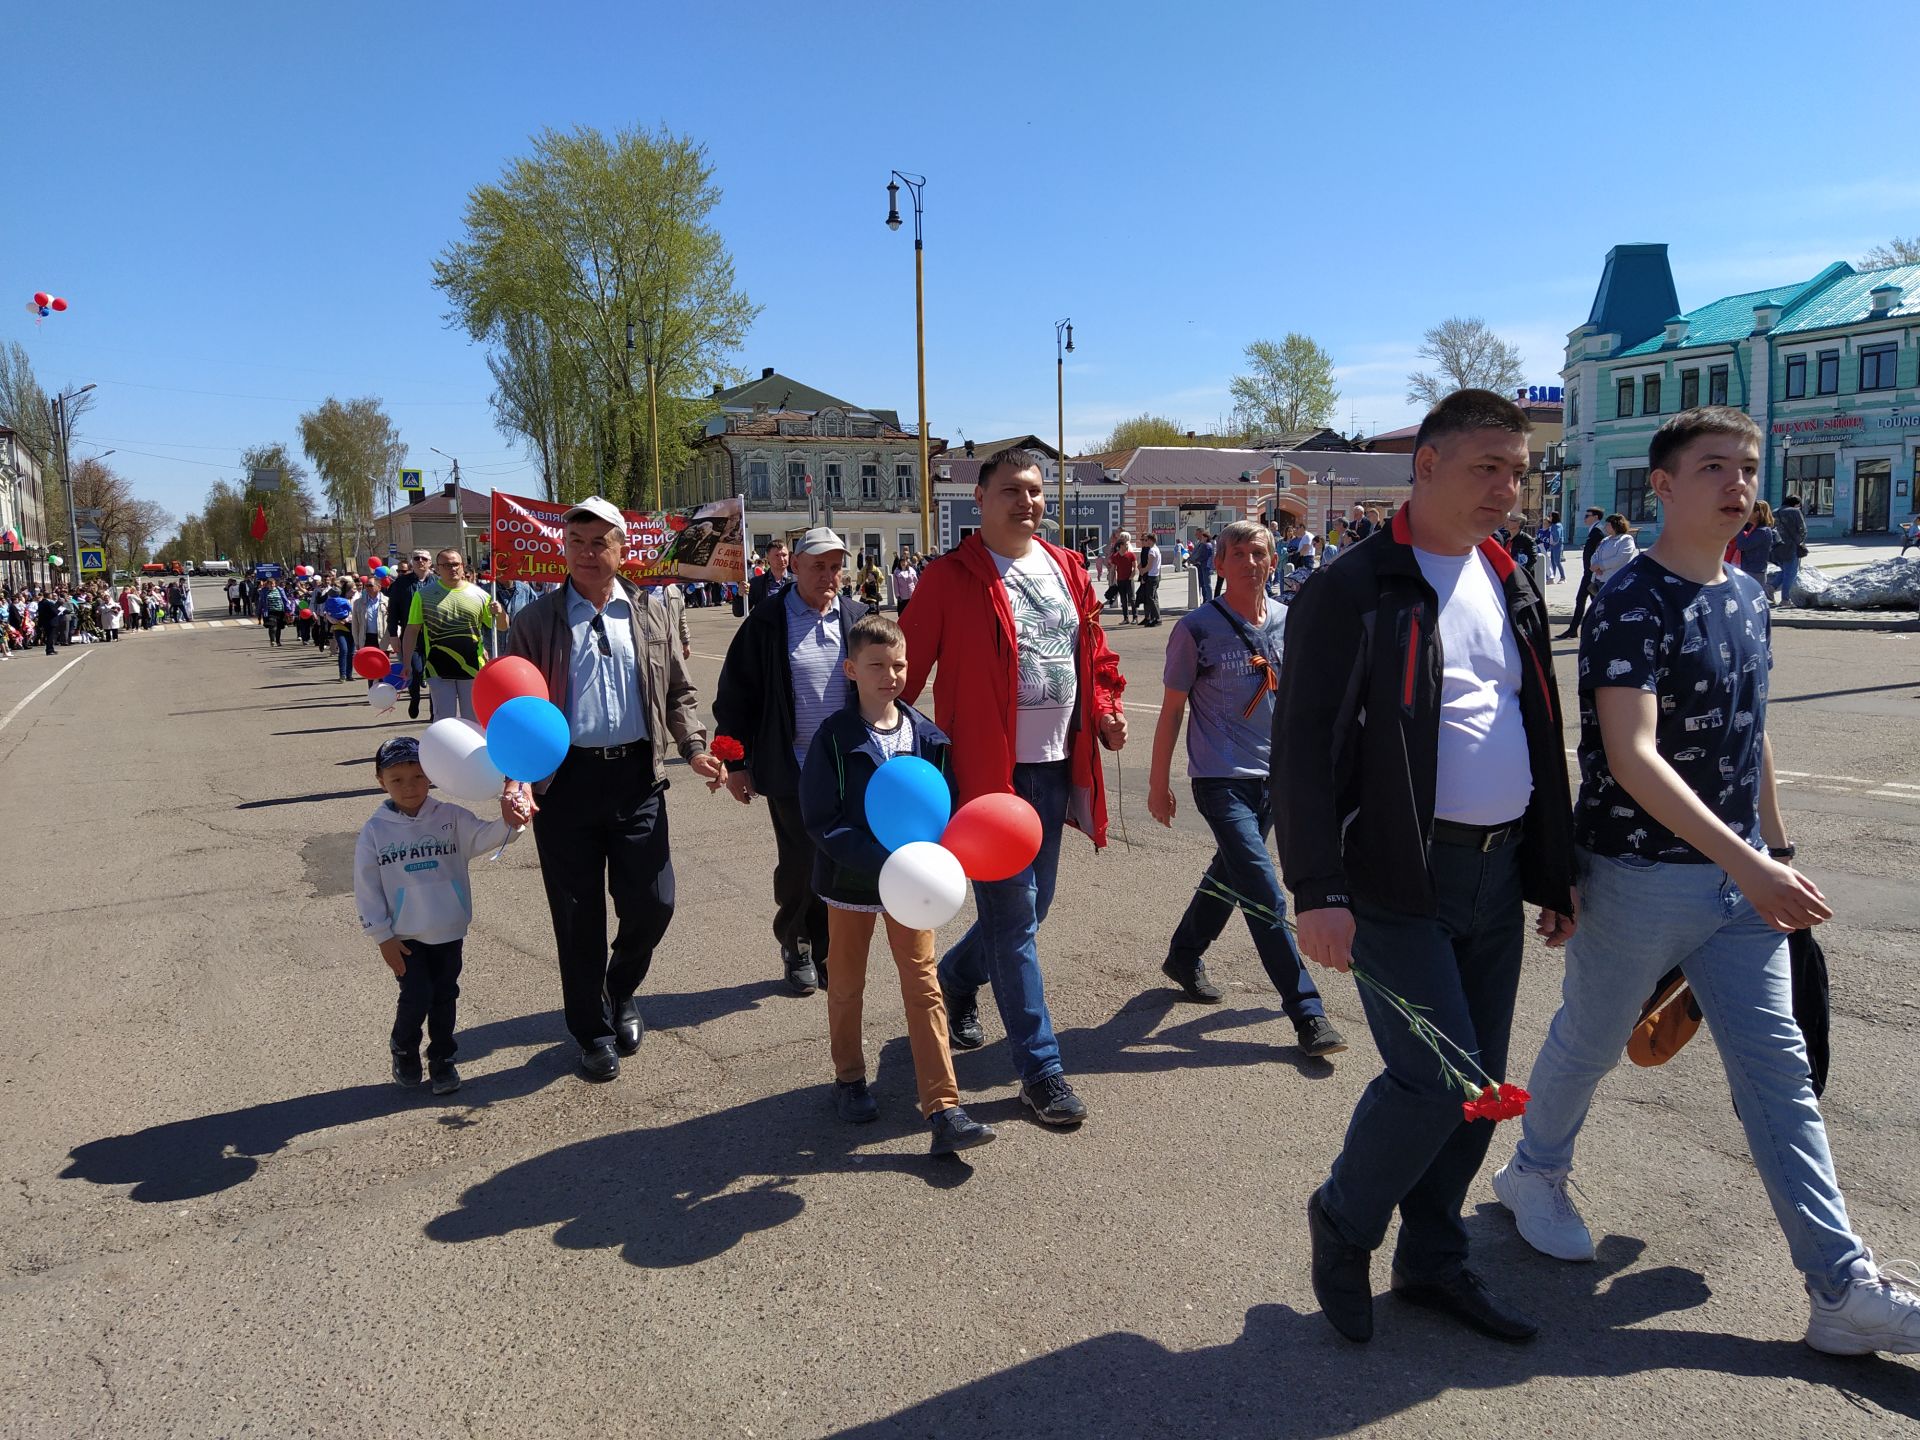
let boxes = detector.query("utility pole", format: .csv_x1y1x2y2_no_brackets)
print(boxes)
51,383,96,586
430,446,466,560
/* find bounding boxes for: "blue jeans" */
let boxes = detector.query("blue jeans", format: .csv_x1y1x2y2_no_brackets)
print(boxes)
1193,564,1213,605
1774,553,1801,605
1166,778,1323,1022
1320,835,1525,1281
939,761,1069,1086
1514,849,1866,1295
332,629,354,678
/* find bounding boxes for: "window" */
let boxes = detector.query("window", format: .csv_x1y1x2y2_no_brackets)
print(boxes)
1816,350,1838,395
1783,355,1806,399
1616,376,1635,417
1614,466,1654,525
1785,452,1835,517
1860,342,1898,391
823,463,843,499
1642,375,1662,415
895,463,915,502
860,463,880,501
1566,378,1579,426
786,460,806,500
747,459,770,501
1148,507,1179,536
1708,365,1729,406
1680,369,1700,409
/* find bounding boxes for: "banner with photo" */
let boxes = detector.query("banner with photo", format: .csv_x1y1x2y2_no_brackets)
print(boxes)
489,491,747,586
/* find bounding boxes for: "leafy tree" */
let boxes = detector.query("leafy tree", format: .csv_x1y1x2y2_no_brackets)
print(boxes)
1406,316,1526,408
1861,236,1920,268
1095,413,1191,453
1229,335,1339,437
299,396,404,562
434,124,760,509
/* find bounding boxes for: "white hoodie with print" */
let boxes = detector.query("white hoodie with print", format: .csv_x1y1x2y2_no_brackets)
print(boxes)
354,794,518,945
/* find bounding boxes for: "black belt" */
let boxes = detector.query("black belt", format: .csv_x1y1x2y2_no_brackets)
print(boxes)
569,741,650,761
1432,817,1524,852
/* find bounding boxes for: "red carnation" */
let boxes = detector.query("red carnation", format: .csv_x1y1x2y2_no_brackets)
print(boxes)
1487,1083,1531,1121
711,735,745,763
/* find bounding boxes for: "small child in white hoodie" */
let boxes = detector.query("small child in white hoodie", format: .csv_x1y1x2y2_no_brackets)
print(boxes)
354,736,528,1094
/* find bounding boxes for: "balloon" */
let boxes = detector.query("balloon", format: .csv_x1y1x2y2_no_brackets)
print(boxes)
37,307,48,318
297,607,312,620
418,717,503,802
864,755,952,853
49,297,67,312
385,664,406,688
31,293,48,307
877,842,969,929
484,695,570,782
374,565,390,578
472,655,547,725
351,645,390,680
941,793,1044,882
366,682,397,712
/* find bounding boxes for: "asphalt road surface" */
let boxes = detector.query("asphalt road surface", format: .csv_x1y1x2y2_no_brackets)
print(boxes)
3,581,1916,1438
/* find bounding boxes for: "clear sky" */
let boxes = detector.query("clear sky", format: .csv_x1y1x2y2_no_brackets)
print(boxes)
8,0,1909,531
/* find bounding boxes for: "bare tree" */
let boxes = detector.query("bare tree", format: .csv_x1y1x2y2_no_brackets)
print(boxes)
1861,236,1920,268
1406,317,1527,408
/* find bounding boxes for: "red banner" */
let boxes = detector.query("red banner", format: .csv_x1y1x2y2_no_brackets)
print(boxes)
488,492,747,586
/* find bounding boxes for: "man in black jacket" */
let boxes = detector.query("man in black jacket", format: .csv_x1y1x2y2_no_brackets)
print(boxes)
1274,389,1577,1347
713,528,864,994
1556,506,1606,638
747,540,792,612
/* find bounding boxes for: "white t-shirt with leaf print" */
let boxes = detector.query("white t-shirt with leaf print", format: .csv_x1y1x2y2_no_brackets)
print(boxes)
989,544,1080,763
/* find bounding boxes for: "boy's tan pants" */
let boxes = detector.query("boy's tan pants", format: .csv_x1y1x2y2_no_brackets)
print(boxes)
825,908,959,1118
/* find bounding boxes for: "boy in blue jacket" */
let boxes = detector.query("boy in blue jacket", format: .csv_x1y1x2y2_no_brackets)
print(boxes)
800,614,995,1156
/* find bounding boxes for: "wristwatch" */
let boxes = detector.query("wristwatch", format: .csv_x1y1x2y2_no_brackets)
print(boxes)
1768,843,1797,862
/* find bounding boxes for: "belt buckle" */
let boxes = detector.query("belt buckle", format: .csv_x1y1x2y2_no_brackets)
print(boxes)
1482,825,1512,852
602,743,629,759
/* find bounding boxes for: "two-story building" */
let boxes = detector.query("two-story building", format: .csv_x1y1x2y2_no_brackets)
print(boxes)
682,369,942,566
0,426,51,588
1563,244,1920,540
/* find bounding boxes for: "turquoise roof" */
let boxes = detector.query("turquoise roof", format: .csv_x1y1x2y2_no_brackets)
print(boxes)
1616,279,1815,356
1777,262,1920,334
1616,259,1920,357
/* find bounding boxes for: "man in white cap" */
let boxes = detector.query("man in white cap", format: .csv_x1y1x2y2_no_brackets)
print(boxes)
502,496,725,1081
713,527,868,994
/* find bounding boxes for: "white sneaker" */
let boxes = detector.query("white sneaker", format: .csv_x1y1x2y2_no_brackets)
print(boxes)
1492,1159,1595,1262
1805,1257,1920,1356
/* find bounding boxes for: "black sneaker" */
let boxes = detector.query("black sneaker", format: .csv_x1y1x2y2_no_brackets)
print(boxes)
429,1063,462,1096
1295,1016,1349,1057
944,983,984,1050
833,1079,878,1124
1022,1074,1089,1126
407,693,420,720
784,948,820,996
1161,955,1223,1003
391,1051,424,1087
929,1105,997,1155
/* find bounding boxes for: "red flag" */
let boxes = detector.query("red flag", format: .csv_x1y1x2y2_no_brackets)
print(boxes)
249,503,268,541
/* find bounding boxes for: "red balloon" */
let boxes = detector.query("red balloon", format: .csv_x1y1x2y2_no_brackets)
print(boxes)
352,646,391,681
941,793,1043,882
49,297,67,312
367,556,381,570
472,656,548,726
31,292,49,307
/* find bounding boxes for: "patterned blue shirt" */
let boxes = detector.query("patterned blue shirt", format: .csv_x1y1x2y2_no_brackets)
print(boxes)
785,585,847,764
1575,557,1770,862
565,583,647,748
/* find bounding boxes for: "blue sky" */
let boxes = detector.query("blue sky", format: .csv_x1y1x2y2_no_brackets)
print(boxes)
8,0,1909,530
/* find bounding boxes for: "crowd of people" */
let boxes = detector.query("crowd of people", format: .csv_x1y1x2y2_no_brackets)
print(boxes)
0,575,196,657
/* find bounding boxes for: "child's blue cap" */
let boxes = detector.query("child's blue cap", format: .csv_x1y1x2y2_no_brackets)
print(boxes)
375,736,421,772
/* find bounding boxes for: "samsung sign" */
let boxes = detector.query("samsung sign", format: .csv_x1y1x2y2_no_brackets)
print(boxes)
1516,386,1565,404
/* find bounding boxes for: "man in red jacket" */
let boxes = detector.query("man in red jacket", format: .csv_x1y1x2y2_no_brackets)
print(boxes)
901,448,1127,1126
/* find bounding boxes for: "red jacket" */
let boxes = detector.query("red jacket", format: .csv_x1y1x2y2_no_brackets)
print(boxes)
901,533,1127,848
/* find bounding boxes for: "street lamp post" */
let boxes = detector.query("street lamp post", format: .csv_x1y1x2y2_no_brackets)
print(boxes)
1055,319,1073,549
885,171,931,555
50,383,96,586
429,445,466,560
628,315,664,514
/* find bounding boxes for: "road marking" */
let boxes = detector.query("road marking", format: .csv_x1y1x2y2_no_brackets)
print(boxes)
0,651,90,735
1867,789,1920,802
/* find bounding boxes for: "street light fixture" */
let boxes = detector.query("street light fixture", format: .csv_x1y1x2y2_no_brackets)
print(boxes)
885,170,930,554
1055,319,1074,549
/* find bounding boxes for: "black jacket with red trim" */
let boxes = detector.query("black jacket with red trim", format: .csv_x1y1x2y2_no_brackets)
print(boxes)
1271,505,1575,919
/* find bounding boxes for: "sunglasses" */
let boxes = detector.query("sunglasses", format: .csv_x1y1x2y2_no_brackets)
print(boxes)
589,612,611,656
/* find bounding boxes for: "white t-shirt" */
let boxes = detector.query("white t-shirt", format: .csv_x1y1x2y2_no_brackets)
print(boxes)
989,544,1079,763
1142,543,1162,578
1412,547,1534,826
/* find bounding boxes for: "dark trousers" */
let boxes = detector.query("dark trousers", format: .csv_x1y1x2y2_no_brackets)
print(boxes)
392,937,463,1066
266,614,285,645
43,628,56,655
767,792,829,963
1566,568,1593,627
1138,574,1161,625
1105,577,1136,621
1319,835,1525,1282
532,745,675,1049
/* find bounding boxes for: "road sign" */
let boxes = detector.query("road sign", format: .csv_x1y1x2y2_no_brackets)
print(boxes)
254,563,283,580
399,468,424,492
79,546,107,574
249,468,283,493
1545,478,1563,495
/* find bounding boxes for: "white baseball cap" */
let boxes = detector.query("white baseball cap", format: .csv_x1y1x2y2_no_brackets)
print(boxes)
563,496,625,529
792,526,849,558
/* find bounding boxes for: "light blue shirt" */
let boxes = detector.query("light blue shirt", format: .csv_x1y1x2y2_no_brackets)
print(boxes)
785,584,846,764
565,583,647,748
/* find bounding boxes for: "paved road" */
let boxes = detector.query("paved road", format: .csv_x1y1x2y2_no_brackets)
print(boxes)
3,591,1916,1437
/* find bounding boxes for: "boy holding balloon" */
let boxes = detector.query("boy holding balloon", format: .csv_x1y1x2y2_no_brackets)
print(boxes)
798,614,996,1156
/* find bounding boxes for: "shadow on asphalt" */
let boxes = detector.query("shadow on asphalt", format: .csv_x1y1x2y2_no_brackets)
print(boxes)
236,787,384,810
273,721,411,736
827,1237,1920,1435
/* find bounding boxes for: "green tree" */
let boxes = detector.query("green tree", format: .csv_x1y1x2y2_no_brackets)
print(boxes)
1861,236,1920,268
1405,316,1526,408
433,124,760,509
1095,413,1191,452
299,396,404,561
1230,335,1340,438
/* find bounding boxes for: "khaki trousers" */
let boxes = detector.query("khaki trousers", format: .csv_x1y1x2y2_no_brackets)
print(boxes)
825,907,958,1118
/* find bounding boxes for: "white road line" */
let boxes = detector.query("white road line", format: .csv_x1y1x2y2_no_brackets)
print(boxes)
0,651,90,735
1882,781,1920,792
1867,790,1920,802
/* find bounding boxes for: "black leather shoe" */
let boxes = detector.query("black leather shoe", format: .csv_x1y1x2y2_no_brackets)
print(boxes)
614,999,644,1056
928,1105,997,1155
1295,1015,1348,1057
578,1041,620,1083
1307,1187,1374,1342
833,1079,878,1123
944,983,984,1050
1554,627,1579,640
1389,1266,1538,1344
784,948,820,996
1161,955,1223,1003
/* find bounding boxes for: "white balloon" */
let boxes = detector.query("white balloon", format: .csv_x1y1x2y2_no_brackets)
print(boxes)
366,682,398,712
877,841,968,930
418,717,503,803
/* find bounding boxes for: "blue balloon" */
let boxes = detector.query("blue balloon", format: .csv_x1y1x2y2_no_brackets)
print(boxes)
865,755,951,852
485,695,570,782
385,664,406,689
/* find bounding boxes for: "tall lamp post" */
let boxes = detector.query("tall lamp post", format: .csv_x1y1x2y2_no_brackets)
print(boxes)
885,171,931,555
50,383,97,585
627,315,664,514
1055,318,1074,548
